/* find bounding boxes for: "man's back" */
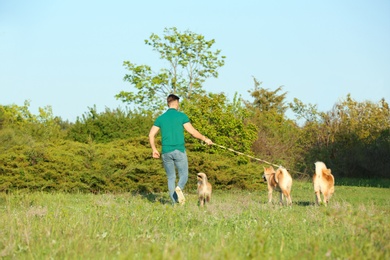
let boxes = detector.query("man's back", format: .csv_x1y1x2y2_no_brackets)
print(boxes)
154,108,190,153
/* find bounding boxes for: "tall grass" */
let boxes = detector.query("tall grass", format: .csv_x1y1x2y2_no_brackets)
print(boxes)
1,181,389,259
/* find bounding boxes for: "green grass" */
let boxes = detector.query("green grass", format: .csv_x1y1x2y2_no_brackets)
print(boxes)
1,181,389,259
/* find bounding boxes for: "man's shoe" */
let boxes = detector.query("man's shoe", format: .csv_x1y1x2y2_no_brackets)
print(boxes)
175,186,185,205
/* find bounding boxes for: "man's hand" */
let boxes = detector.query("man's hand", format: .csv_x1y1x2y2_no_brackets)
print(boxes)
204,138,213,145
152,149,160,158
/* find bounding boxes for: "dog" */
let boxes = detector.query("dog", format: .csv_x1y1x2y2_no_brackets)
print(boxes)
197,172,212,207
313,161,335,206
262,166,293,206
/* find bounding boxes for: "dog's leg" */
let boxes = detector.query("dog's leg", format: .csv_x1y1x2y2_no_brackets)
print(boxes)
279,191,284,205
268,188,273,203
314,191,322,205
206,194,211,204
323,191,329,206
286,192,292,206
199,195,205,207
314,182,322,205
282,190,292,206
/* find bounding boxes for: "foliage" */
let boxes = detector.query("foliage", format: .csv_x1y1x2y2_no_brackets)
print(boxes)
244,79,303,170
0,134,267,193
290,95,390,178
245,77,288,114
181,92,258,157
0,101,66,142
1,90,389,190
66,106,154,143
116,27,226,111
333,95,389,142
0,138,161,193
1,185,389,259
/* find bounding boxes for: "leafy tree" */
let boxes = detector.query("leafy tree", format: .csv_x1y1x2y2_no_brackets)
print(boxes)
334,95,389,142
245,77,288,114
289,97,328,148
116,27,226,111
291,94,390,178
179,92,257,158
289,97,322,123
327,95,390,177
244,78,301,169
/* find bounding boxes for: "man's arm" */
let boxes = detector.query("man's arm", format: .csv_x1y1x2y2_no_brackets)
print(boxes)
183,122,213,145
148,125,161,158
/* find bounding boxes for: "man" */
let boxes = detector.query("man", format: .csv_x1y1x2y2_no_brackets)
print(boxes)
148,94,213,205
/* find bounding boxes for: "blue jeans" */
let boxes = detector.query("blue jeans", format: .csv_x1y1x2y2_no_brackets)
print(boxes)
162,150,188,203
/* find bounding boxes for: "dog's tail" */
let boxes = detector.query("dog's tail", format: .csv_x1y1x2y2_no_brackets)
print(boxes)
315,161,330,177
275,167,288,183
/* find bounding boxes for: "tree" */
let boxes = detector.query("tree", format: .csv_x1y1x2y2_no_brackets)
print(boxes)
244,78,301,169
291,94,390,178
116,27,226,111
245,77,288,114
333,95,390,142
180,92,258,158
326,95,390,177
289,97,322,123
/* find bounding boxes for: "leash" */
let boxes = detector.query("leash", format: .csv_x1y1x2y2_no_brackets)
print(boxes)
212,143,309,177
212,143,281,168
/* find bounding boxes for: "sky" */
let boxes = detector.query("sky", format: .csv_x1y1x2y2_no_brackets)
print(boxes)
1,1,389,122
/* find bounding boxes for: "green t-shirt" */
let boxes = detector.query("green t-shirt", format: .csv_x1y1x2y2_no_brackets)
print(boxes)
154,108,190,154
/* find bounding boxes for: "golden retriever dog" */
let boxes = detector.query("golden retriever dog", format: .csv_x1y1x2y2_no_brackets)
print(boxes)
262,166,293,206
197,172,212,207
313,161,335,206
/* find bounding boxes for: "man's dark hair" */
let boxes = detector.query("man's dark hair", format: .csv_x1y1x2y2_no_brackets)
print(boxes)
167,94,180,105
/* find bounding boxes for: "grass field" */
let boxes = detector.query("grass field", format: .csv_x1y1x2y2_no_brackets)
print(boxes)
1,180,389,259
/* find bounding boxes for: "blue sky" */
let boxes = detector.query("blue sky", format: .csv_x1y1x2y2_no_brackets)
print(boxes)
1,1,389,122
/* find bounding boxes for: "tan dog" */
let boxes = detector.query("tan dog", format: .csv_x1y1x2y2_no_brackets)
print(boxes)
262,166,293,206
313,161,335,206
197,172,212,207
